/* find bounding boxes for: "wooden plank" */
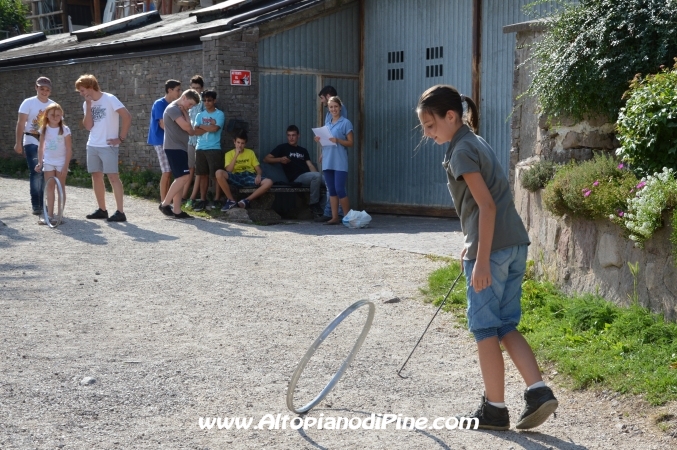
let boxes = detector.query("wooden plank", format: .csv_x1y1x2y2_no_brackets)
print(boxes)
26,11,63,20
471,0,482,111
93,0,101,24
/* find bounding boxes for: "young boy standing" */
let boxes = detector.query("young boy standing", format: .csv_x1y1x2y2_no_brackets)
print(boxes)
76,74,132,222
148,79,182,203
158,90,201,219
215,130,273,211
15,77,55,215
191,90,225,212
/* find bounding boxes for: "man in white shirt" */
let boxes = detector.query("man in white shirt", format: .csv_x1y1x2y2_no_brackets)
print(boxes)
75,74,132,222
14,77,55,215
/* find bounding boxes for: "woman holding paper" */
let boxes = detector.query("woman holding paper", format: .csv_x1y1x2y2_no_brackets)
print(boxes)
314,96,353,225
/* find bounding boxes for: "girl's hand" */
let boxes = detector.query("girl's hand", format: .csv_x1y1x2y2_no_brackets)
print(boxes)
329,138,338,144
314,136,321,143
59,168,68,178
35,163,42,173
471,259,492,293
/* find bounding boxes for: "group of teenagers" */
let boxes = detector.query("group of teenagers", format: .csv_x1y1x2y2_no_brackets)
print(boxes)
15,72,559,430
148,76,354,224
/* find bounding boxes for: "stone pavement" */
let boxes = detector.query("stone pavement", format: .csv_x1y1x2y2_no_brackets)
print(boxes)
270,214,465,258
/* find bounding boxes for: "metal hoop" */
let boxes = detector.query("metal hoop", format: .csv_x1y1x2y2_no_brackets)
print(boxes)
286,300,375,414
43,176,64,228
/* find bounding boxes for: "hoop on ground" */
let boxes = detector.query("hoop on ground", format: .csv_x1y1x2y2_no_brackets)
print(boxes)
286,299,375,414
43,176,64,228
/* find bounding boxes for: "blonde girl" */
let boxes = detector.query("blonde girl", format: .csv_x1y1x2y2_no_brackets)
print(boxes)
35,103,72,224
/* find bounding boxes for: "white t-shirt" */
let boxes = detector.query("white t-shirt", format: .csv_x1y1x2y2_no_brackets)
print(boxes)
42,125,71,166
18,96,55,146
83,92,125,147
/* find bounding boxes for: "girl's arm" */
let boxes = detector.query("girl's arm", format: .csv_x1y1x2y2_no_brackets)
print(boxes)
463,172,496,293
36,132,45,173
62,134,73,178
329,130,354,147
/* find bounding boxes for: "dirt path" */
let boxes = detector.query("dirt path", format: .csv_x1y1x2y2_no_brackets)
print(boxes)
0,177,673,449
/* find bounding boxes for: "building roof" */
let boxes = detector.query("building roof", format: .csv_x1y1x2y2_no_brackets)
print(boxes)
0,0,319,68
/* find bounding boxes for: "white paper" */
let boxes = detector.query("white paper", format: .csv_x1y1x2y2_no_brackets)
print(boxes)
312,126,337,146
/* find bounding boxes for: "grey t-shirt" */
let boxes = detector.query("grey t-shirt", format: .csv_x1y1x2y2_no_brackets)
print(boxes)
163,102,189,151
443,125,530,260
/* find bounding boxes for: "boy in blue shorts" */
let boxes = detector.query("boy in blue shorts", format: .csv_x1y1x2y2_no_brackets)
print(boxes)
417,85,558,430
215,130,273,211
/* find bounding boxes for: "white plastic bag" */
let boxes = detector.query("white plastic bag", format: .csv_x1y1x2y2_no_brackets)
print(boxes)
342,210,372,229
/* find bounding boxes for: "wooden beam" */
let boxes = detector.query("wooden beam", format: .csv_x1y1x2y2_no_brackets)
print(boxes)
93,0,101,25
472,0,482,115
362,203,458,219
26,11,63,20
62,0,68,34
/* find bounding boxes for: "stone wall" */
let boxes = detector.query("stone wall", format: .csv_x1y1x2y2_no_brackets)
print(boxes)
507,21,677,319
1,26,261,170
0,50,203,170
514,165,677,320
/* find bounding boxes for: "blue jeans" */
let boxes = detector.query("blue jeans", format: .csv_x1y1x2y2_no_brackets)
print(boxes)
23,144,43,210
463,245,528,342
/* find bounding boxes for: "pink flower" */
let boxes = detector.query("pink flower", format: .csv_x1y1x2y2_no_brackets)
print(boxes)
636,181,646,189
617,210,624,217
593,181,600,187
584,190,591,197
618,163,624,169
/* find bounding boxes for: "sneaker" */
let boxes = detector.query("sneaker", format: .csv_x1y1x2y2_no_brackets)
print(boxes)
173,211,194,219
459,395,510,430
238,198,251,209
515,386,558,430
181,198,188,205
206,200,220,211
193,200,206,212
221,199,238,212
314,215,332,223
159,203,174,216
32,207,42,215
86,208,108,219
107,211,127,222
185,199,194,209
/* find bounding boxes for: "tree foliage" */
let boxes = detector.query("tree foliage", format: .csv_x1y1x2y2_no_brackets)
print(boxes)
527,0,677,122
0,0,29,34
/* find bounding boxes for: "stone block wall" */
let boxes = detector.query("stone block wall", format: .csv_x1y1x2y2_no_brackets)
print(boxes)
507,21,677,319
514,162,676,320
0,50,202,170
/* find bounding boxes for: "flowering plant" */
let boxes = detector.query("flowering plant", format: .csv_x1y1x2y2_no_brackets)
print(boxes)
619,168,677,250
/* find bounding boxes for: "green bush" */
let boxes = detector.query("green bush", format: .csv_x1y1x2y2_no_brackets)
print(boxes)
527,0,677,122
616,61,677,176
0,0,28,33
542,153,638,219
520,159,558,192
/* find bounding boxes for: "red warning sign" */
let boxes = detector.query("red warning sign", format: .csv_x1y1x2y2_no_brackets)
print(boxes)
230,70,251,86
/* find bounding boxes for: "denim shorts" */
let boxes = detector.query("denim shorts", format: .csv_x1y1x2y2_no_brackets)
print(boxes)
463,244,528,342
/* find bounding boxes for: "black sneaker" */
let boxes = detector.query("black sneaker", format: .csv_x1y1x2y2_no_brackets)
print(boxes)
193,200,206,212
515,386,558,430
159,203,174,216
173,211,194,219
459,395,510,430
314,215,332,223
309,202,324,215
86,208,108,219
107,211,127,222
32,207,42,215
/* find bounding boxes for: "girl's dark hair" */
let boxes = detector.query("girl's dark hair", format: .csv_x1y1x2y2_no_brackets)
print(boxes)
416,85,479,132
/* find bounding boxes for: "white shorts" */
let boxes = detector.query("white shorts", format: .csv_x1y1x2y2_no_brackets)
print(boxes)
42,163,64,172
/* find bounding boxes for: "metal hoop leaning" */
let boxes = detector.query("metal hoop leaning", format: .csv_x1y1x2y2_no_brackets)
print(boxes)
43,176,64,228
286,300,375,414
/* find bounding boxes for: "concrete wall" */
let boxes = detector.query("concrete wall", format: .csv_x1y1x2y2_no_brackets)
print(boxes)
508,22,677,319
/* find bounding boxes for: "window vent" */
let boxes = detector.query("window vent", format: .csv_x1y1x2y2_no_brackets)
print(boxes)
425,64,443,78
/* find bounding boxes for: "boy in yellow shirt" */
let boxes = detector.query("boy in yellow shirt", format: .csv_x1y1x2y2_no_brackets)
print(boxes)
215,130,274,210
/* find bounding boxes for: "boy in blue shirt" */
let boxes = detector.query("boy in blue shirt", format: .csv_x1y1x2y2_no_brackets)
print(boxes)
148,79,182,203
191,90,226,211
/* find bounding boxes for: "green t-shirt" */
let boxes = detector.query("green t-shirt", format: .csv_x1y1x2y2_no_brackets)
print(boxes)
443,125,530,260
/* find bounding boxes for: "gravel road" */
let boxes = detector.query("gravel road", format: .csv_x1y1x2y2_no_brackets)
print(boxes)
0,177,674,449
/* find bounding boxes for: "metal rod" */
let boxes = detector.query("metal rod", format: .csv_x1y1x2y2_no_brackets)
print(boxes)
397,271,463,378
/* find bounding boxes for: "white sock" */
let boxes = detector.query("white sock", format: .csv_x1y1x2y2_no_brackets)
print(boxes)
527,381,546,390
487,400,506,408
